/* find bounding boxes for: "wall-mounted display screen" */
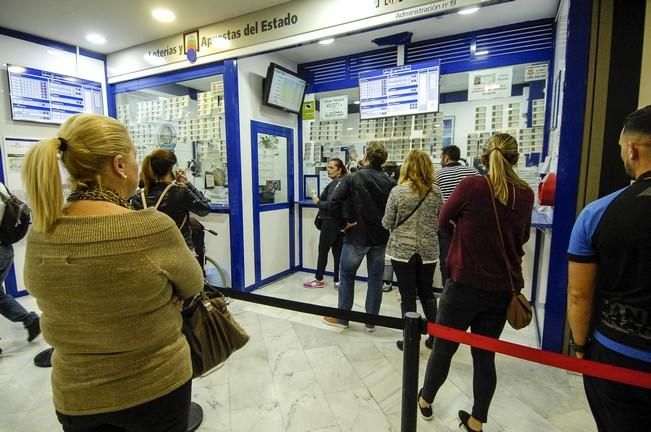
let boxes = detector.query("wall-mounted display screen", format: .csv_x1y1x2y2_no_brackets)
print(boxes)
262,63,306,114
358,60,440,120
7,64,103,124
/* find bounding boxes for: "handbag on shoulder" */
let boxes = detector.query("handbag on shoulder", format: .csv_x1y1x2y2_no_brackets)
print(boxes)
181,284,249,377
485,177,533,330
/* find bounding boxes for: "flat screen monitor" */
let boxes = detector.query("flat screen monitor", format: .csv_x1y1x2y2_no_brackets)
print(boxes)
358,60,440,120
7,64,103,124
262,63,306,114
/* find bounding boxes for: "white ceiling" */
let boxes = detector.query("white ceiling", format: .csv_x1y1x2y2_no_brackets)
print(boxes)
0,0,289,54
0,0,558,60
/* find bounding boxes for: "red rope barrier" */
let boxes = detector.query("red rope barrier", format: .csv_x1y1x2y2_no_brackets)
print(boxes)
427,322,651,389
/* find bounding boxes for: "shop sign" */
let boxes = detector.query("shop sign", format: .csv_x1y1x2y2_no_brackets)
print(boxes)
108,0,491,80
468,67,513,100
320,95,348,121
524,62,549,82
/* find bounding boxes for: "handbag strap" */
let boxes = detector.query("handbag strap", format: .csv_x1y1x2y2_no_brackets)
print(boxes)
484,176,516,295
395,188,431,228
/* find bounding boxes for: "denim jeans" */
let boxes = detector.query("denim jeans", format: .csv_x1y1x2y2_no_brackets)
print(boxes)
0,243,37,327
422,280,511,423
336,243,386,325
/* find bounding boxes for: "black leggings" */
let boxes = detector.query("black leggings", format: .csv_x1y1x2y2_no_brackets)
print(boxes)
391,254,437,323
422,281,510,423
56,380,192,432
315,220,343,282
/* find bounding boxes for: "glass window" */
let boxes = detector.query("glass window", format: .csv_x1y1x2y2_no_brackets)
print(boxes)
115,75,228,206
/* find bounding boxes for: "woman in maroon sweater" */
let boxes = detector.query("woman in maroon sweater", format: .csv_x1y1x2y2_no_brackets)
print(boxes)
417,133,534,432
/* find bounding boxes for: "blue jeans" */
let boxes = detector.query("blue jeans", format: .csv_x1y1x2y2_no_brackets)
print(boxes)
0,244,37,327
337,243,386,325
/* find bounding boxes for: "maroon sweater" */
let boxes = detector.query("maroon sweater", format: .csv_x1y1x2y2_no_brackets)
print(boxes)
439,176,534,292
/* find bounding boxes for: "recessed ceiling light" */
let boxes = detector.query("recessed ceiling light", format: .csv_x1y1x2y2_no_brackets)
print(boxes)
318,38,335,45
86,33,107,44
152,8,176,22
353,100,360,105
458,7,480,15
346,127,354,130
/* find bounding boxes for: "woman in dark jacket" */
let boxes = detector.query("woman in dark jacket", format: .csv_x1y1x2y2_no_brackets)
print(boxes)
304,158,347,288
132,149,211,251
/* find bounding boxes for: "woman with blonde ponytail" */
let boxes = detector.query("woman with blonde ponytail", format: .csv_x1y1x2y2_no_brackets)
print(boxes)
22,114,203,431
418,133,534,431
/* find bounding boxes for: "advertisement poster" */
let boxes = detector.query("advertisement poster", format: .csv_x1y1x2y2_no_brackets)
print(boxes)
468,67,513,100
302,93,315,121
524,62,548,82
320,95,348,121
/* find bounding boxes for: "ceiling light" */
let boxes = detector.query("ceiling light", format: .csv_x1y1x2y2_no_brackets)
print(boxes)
458,7,480,15
346,127,354,130
318,38,335,45
475,50,489,56
353,100,360,105
86,33,107,44
152,8,176,22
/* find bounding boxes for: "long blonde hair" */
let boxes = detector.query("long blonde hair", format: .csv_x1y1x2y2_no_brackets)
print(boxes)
22,114,134,233
484,133,530,205
398,149,435,198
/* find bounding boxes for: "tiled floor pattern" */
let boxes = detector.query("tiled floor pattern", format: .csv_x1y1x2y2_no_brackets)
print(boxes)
0,272,596,431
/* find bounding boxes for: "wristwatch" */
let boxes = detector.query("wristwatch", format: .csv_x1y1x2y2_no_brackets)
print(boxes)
570,336,587,354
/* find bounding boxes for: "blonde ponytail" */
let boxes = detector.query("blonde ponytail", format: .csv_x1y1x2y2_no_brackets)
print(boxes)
22,138,65,233
485,133,530,205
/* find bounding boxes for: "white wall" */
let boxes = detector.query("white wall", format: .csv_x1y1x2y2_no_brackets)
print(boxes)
0,34,107,294
237,53,299,287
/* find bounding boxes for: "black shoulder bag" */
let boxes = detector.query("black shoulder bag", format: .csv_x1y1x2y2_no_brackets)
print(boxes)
394,188,431,229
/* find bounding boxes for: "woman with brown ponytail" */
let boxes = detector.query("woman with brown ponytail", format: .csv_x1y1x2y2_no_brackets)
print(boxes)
132,149,211,252
417,133,534,431
22,114,204,431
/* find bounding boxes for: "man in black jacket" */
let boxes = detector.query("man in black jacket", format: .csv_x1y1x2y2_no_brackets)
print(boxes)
323,142,395,331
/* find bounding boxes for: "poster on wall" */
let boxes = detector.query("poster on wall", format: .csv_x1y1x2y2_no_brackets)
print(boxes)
320,95,348,121
524,62,549,82
2,137,70,201
302,93,315,121
468,67,513,100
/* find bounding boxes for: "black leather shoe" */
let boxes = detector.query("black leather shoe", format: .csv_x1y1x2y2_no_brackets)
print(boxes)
34,347,54,368
458,410,482,432
26,317,41,342
187,402,203,432
417,389,433,420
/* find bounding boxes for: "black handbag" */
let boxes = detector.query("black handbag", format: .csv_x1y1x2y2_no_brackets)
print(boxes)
181,284,249,377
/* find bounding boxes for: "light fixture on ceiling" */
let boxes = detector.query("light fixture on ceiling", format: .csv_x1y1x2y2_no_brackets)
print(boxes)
353,100,360,105
86,33,107,44
318,38,335,45
346,127,354,130
152,8,176,22
458,7,480,15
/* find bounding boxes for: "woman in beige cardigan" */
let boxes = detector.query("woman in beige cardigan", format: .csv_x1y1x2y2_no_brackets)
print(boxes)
22,114,204,432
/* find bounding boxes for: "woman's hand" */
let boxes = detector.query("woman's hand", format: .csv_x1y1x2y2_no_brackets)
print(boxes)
171,295,183,311
175,169,188,184
311,192,319,204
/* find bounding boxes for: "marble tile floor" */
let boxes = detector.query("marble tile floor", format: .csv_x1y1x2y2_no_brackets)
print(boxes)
0,272,596,431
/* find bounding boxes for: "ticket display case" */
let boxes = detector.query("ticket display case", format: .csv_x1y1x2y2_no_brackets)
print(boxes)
115,75,229,207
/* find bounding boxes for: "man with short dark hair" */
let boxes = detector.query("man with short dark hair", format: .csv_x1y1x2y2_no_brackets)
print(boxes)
435,145,479,284
567,105,651,432
323,142,395,331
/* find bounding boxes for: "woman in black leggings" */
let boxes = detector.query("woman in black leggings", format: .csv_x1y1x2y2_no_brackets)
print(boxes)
304,158,347,288
418,134,534,432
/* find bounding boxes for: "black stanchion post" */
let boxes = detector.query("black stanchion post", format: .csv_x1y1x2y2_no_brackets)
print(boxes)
401,312,421,432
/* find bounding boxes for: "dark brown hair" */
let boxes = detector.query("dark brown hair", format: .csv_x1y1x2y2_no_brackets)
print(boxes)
141,149,177,193
329,157,347,175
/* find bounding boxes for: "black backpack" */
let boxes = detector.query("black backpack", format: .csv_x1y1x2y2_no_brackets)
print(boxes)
0,185,31,244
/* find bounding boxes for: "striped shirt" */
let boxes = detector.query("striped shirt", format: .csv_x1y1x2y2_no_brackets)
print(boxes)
435,163,480,201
